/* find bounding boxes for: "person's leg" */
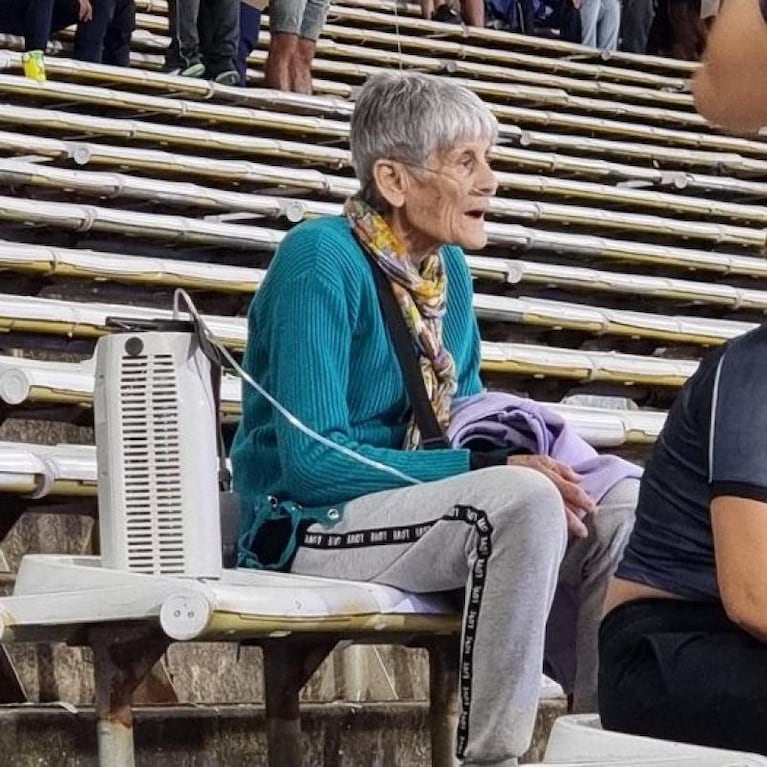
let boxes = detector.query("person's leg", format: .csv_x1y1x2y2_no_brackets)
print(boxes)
600,599,767,754
164,0,203,73
50,0,80,35
164,0,182,69
74,0,116,61
235,2,261,85
291,36,315,93
519,0,536,34
578,0,600,46
597,0,621,49
0,0,49,79
0,0,27,37
292,466,569,765
101,0,135,66
23,0,55,49
265,0,304,89
199,0,239,81
620,0,655,52
292,0,328,93
557,0,582,42
431,1,463,22
460,0,484,25
665,0,704,59
548,478,638,712
264,31,297,88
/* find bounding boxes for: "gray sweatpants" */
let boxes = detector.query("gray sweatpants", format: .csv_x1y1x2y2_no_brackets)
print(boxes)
292,466,638,766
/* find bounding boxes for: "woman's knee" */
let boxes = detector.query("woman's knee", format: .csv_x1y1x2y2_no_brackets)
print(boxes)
471,465,568,546
590,478,639,550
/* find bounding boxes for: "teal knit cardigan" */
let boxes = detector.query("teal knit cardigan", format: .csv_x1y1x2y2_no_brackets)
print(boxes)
231,215,483,568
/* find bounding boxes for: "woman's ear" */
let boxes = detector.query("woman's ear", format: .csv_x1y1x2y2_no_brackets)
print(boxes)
371,159,408,209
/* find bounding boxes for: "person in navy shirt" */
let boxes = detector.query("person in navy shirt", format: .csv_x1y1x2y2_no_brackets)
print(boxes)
600,324,767,754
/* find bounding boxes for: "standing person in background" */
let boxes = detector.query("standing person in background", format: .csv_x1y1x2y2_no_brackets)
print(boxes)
646,0,711,60
264,0,329,93
0,0,92,79
74,0,135,67
420,0,484,25
619,0,655,52
235,1,263,86
164,0,240,84
579,0,620,49
693,0,767,131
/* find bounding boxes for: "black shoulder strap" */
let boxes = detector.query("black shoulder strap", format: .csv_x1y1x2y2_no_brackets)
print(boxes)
364,254,450,450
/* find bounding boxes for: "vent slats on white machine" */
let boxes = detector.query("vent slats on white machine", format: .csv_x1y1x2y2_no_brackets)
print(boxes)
119,352,186,574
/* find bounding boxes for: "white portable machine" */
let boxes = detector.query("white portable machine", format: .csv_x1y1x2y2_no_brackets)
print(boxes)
94,329,222,579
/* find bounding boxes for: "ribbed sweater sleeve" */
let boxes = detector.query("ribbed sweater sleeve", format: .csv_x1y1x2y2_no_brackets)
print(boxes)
266,271,471,505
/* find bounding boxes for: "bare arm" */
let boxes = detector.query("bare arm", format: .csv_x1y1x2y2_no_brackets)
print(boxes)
693,0,767,131
712,495,767,641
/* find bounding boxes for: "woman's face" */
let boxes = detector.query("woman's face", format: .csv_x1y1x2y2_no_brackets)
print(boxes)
392,137,497,261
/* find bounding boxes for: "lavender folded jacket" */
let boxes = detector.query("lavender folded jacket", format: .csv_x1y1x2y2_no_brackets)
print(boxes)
448,391,642,502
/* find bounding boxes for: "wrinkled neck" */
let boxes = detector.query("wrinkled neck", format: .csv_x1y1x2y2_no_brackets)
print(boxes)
384,209,439,268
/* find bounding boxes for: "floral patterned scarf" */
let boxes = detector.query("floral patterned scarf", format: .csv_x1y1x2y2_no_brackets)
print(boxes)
345,196,457,450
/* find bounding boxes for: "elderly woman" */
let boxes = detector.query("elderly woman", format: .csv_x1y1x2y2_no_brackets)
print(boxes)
232,71,638,766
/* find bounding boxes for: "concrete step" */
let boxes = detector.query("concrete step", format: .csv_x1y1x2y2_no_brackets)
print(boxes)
0,699,567,766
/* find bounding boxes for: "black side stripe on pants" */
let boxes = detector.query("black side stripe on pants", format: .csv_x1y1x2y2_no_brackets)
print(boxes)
301,520,437,549
299,503,493,761
445,504,492,760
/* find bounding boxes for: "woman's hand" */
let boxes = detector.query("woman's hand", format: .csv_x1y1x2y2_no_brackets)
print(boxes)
77,0,93,22
507,454,596,538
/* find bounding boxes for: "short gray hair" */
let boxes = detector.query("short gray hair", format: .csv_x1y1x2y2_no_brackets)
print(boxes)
349,72,498,209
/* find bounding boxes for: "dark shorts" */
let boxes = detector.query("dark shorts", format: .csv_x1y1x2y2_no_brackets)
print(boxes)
599,598,767,755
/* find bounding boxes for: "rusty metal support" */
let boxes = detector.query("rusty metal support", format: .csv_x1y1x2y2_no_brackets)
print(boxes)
0,644,25,703
0,503,24,544
89,626,170,767
261,638,336,767
427,637,460,767
0,503,26,703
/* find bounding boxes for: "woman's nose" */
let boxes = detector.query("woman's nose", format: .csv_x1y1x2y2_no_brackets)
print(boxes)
474,160,498,196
